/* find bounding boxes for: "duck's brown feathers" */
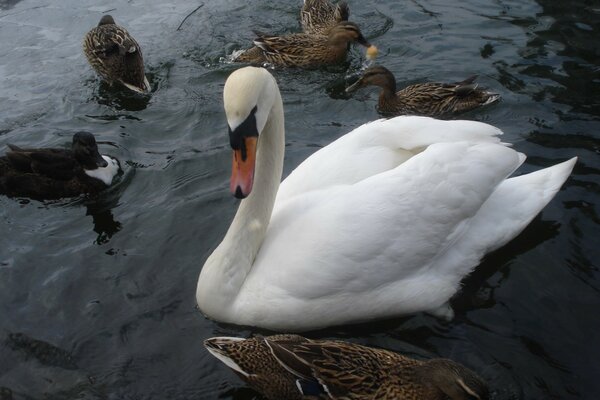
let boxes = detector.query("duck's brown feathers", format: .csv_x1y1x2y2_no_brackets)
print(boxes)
83,15,149,93
301,0,350,35
348,66,500,118
235,22,370,69
205,335,489,400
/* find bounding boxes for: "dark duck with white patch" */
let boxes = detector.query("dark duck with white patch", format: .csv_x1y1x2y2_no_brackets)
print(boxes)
83,15,150,94
0,132,120,200
205,334,490,400
346,65,500,119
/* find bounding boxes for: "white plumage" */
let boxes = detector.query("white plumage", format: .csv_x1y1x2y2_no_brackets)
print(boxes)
196,67,576,331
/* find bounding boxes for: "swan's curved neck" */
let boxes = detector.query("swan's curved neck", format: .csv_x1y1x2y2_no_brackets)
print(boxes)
197,89,285,320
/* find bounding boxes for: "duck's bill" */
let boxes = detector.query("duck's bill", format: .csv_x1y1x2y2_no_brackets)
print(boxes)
143,75,151,91
356,35,371,48
120,77,150,94
230,137,257,199
95,153,109,168
346,79,363,93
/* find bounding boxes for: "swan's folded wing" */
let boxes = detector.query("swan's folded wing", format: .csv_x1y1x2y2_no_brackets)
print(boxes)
276,116,505,204
251,141,523,323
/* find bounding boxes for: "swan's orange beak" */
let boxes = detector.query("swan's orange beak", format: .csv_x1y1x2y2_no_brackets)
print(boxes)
230,137,257,199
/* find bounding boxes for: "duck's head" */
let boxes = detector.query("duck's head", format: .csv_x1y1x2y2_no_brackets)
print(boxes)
328,21,371,48
98,15,116,26
224,67,279,199
417,359,489,400
72,132,108,170
346,65,396,93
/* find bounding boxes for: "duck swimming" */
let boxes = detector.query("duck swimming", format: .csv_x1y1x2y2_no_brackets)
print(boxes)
195,67,576,331
205,334,489,400
0,132,120,200
300,0,349,35
234,21,375,68
346,65,500,118
83,15,150,94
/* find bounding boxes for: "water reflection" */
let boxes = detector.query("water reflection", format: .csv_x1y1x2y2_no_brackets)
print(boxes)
512,0,600,115
0,0,23,11
86,204,121,245
455,218,561,313
6,332,78,370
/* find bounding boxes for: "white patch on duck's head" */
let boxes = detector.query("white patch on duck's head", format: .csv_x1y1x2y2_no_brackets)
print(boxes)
223,67,277,135
84,155,120,185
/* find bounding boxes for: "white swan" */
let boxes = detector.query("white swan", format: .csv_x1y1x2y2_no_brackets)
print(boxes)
196,66,576,332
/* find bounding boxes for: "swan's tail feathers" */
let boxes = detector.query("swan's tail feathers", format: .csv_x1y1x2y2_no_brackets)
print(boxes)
465,157,577,255
204,337,251,377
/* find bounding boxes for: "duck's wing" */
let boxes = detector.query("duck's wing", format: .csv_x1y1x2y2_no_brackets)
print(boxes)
397,78,500,116
266,338,390,398
253,32,322,58
204,335,312,399
6,146,77,180
301,0,348,35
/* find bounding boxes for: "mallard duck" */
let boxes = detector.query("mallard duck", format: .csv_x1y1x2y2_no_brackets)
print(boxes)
301,0,349,35
83,15,150,94
346,65,500,118
195,67,576,331
205,334,490,400
234,21,375,68
0,132,120,200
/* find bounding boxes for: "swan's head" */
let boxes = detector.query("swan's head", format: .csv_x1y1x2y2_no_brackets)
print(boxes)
224,67,278,199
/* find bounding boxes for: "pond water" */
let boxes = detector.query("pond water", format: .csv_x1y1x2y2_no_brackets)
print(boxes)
0,0,598,399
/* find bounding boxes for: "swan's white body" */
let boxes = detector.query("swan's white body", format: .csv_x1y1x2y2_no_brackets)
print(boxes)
196,67,576,331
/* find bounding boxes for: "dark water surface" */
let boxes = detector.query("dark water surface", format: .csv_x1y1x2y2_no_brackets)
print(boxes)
0,0,599,399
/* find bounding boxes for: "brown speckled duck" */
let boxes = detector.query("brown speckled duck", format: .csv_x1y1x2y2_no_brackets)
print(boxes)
346,65,500,118
0,132,120,200
83,15,150,94
205,335,490,400
301,0,350,35
234,21,374,69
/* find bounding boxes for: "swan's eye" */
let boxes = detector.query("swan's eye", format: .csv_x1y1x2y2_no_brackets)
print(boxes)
229,105,259,154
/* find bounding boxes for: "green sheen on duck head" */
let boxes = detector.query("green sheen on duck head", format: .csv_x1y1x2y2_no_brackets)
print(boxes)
72,132,108,170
